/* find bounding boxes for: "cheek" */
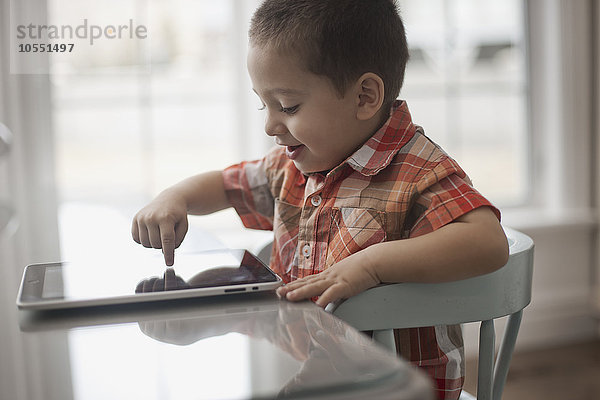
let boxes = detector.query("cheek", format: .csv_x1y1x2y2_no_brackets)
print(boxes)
303,108,337,133
293,103,353,149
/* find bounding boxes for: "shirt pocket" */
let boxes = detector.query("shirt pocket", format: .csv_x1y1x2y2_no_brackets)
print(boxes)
272,198,302,277
326,207,387,265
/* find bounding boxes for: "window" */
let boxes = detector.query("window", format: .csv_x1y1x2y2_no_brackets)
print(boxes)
50,0,244,201
49,0,268,258
49,0,529,261
399,0,529,206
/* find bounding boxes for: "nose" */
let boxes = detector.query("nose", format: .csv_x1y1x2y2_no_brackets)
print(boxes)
264,111,286,137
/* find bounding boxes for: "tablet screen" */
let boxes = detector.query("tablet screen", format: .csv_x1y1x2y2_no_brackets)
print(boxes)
133,250,279,293
19,249,281,309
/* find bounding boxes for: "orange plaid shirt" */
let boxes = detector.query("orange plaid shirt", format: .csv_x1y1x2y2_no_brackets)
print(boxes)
223,100,500,400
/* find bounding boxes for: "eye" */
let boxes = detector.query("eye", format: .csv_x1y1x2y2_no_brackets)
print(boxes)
280,105,300,115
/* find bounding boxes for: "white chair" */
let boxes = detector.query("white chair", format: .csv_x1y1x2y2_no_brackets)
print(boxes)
324,227,534,400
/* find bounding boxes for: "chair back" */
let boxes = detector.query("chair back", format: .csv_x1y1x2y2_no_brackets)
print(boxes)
326,227,534,400
328,227,534,330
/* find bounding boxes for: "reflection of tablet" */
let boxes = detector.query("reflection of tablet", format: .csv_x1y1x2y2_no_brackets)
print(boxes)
16,249,283,310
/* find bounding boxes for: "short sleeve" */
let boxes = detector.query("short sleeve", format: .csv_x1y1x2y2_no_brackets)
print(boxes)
408,157,501,238
222,157,275,231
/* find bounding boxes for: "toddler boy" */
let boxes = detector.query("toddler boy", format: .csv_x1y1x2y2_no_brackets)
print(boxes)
132,1,509,398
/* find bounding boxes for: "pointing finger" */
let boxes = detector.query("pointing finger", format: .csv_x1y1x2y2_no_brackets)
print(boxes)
160,222,176,266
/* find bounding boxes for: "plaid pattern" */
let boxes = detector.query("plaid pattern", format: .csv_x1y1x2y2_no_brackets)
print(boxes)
223,100,500,400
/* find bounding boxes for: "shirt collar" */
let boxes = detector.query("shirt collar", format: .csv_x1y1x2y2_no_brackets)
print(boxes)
345,100,417,176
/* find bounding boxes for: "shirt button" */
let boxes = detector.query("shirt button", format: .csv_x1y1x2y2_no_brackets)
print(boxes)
310,195,322,207
302,244,311,258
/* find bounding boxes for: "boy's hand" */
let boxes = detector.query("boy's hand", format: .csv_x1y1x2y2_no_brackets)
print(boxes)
276,251,380,308
131,192,189,266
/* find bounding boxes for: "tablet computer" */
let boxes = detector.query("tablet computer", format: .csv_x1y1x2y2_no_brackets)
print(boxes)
16,249,283,310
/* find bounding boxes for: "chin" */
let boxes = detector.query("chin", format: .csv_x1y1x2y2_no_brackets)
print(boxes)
293,163,311,174
294,161,332,175
292,161,313,174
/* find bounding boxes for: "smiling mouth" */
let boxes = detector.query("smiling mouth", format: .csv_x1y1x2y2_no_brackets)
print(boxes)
285,145,304,160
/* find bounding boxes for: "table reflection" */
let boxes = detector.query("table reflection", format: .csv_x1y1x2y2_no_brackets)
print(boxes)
19,295,432,399
137,299,430,399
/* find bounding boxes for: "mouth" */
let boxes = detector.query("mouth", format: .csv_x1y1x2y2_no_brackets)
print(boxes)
285,144,304,160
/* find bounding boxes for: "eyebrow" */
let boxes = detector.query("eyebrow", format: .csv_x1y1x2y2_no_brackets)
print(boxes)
255,88,308,97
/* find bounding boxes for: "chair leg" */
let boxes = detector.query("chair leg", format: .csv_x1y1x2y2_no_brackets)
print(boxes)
372,329,396,352
492,310,523,400
477,319,495,400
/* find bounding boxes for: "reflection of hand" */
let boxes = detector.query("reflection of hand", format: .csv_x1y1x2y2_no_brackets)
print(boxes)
135,268,190,293
138,306,279,346
187,266,254,288
139,315,248,346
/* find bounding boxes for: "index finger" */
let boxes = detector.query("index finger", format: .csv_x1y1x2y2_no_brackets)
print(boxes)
160,223,176,266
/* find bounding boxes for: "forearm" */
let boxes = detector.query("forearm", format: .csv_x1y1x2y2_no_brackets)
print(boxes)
159,170,230,215
364,207,509,283
276,207,509,307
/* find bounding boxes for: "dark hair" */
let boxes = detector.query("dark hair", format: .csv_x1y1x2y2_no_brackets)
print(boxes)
249,0,409,115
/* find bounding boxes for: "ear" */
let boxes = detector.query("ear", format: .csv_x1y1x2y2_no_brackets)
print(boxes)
355,73,385,121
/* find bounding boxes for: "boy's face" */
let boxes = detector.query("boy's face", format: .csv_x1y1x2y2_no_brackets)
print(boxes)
247,45,373,174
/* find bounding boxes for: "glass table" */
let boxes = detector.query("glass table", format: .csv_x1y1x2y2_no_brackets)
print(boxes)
18,292,433,399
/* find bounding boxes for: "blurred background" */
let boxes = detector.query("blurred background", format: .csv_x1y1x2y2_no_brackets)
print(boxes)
1,0,598,399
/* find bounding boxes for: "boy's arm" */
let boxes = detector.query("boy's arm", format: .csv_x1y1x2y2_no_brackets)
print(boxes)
277,206,509,307
131,170,230,266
